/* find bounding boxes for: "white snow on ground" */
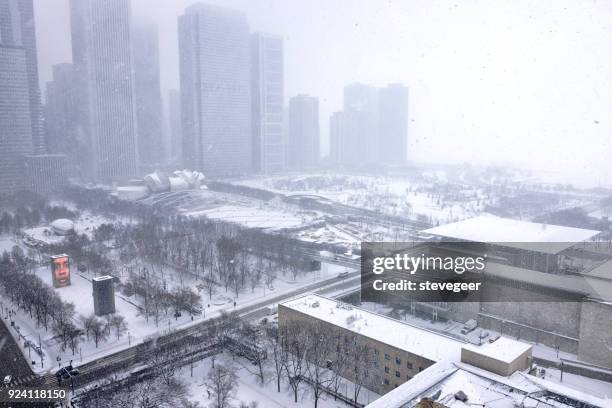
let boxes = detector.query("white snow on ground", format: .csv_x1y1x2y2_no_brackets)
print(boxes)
22,212,122,244
183,352,379,408
534,365,612,399
234,173,491,225
3,261,352,374
0,235,20,253
186,205,315,230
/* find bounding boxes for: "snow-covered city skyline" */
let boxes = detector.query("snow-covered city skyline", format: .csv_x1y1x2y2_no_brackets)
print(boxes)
33,0,612,186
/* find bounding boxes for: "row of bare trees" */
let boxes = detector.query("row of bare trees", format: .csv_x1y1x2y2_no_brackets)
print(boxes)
0,250,81,354
122,268,202,326
220,316,376,408
266,320,376,407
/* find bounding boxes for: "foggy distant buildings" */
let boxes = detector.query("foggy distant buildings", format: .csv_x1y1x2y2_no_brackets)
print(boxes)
178,3,252,176
0,44,32,193
70,0,138,181
167,89,182,165
45,63,78,173
331,82,408,167
251,32,284,174
0,0,67,194
329,111,343,165
288,94,320,169
343,83,379,165
132,20,164,170
379,83,409,164
0,0,44,154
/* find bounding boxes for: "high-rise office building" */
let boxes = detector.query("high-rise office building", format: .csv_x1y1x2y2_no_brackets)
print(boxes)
379,83,409,164
45,63,78,174
132,19,163,169
288,94,319,169
341,83,379,166
0,45,31,193
251,32,284,174
70,0,138,181
24,154,68,194
178,3,251,175
167,89,182,165
329,111,343,165
0,0,44,154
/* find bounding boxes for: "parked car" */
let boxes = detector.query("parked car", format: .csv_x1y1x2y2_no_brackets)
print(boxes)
3,375,12,386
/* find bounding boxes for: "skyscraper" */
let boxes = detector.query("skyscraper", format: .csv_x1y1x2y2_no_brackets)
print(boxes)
341,83,379,166
70,0,138,181
0,45,31,193
329,111,343,165
132,19,163,170
0,0,44,154
251,32,284,174
45,63,78,173
167,89,182,165
178,3,251,175
288,94,319,169
379,83,409,164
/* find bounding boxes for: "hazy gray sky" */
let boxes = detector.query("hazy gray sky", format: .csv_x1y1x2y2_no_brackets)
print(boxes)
33,0,612,187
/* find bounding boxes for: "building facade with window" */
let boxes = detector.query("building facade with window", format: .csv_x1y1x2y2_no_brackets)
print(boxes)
278,295,463,395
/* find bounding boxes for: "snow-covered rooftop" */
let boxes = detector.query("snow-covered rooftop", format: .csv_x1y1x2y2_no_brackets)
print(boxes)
366,361,611,408
281,295,465,362
462,336,531,364
422,215,600,254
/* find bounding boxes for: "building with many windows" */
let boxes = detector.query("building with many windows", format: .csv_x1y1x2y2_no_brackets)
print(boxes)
279,294,532,396
0,44,31,193
69,0,138,181
178,3,252,176
251,32,284,174
132,19,164,170
0,0,44,154
44,63,78,174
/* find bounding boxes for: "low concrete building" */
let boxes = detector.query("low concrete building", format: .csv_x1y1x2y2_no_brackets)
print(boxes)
461,337,532,376
279,295,532,396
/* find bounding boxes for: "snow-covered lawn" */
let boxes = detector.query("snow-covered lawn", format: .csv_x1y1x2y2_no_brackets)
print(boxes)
233,173,491,226
185,205,318,230
4,261,352,374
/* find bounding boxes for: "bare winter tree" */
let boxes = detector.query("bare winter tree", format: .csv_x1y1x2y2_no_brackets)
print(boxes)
283,322,307,403
87,314,109,348
235,322,266,385
346,337,375,404
206,364,238,408
109,314,128,340
303,322,334,408
265,325,287,393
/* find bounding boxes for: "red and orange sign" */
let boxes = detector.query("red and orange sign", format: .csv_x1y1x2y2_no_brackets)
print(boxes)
51,254,71,288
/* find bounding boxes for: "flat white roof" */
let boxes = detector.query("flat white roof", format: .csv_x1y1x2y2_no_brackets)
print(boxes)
282,295,465,362
422,215,600,254
462,336,532,364
93,275,113,281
